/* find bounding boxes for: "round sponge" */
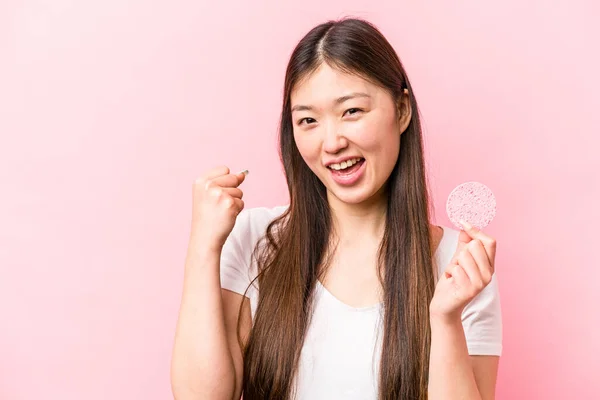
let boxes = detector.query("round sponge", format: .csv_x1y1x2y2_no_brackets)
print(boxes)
446,181,496,230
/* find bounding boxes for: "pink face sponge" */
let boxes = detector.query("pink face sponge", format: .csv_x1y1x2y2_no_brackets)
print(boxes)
446,181,496,230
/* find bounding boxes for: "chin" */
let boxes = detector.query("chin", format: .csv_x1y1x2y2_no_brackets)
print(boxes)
327,186,375,205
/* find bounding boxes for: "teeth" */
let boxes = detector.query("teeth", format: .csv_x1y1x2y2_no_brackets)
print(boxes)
329,157,362,171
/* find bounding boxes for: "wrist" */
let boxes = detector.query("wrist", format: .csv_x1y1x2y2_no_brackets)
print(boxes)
187,234,223,261
189,230,224,252
429,310,462,328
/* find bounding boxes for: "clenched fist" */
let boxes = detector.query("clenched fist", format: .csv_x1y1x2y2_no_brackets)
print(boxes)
189,165,247,252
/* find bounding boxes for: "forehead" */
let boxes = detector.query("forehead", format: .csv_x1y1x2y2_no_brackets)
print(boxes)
291,63,379,104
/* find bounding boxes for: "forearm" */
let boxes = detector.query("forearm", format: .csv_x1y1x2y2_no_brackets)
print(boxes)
428,315,481,400
171,244,236,400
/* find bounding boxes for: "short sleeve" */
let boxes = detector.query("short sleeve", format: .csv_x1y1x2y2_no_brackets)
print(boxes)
461,273,503,356
219,209,255,298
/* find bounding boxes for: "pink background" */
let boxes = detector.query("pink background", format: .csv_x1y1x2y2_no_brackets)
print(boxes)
1,1,598,399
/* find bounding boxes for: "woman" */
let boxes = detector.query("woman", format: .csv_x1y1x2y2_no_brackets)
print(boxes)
171,17,502,400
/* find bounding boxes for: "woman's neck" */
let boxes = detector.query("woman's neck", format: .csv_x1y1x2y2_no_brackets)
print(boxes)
327,192,388,247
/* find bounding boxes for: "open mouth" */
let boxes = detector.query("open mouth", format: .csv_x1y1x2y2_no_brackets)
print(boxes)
327,157,366,185
327,157,365,174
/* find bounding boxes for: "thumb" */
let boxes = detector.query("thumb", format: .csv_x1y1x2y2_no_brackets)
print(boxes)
458,229,472,245
459,219,481,241
235,169,248,186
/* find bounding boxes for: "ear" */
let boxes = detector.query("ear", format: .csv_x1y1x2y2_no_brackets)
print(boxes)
396,88,412,134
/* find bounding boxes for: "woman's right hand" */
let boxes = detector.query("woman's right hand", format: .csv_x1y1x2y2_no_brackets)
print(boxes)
189,165,247,252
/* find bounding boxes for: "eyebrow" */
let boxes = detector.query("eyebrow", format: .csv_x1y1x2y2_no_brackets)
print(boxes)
291,92,371,113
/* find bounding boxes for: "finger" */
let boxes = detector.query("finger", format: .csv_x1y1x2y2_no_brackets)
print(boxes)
466,239,494,281
444,259,459,278
219,193,244,211
211,173,246,188
201,165,230,181
449,237,466,265
450,251,460,266
236,170,247,185
232,198,244,214
457,229,472,246
459,220,496,262
457,248,484,290
450,264,470,289
206,188,244,204
222,187,244,199
450,243,465,266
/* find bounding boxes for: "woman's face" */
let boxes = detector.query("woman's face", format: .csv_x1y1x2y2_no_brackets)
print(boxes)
291,63,412,206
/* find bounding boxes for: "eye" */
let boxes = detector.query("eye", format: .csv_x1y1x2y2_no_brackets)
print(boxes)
344,108,363,116
298,117,316,125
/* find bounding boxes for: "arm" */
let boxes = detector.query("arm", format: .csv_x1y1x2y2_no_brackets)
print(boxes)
170,166,250,399
428,221,501,399
471,355,499,400
170,245,250,400
428,316,499,400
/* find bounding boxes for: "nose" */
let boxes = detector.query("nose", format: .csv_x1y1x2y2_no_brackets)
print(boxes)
322,121,348,154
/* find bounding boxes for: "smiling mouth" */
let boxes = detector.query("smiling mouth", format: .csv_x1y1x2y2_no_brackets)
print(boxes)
326,157,365,171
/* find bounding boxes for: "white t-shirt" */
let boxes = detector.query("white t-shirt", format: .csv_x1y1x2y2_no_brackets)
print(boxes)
220,205,502,400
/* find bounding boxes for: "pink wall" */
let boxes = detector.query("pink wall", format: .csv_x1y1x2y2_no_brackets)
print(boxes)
1,1,598,399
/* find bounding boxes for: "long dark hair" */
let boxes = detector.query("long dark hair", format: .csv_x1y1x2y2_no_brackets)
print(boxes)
241,17,436,400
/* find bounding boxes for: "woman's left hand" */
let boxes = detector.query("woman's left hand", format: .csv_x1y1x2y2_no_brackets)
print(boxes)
429,220,497,323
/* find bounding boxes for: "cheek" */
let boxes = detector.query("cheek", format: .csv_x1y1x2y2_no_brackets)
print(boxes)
293,132,321,164
350,117,399,154
378,128,401,166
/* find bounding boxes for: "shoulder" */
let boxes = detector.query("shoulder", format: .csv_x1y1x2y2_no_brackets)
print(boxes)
438,224,461,245
220,204,289,282
228,204,289,247
235,204,289,233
